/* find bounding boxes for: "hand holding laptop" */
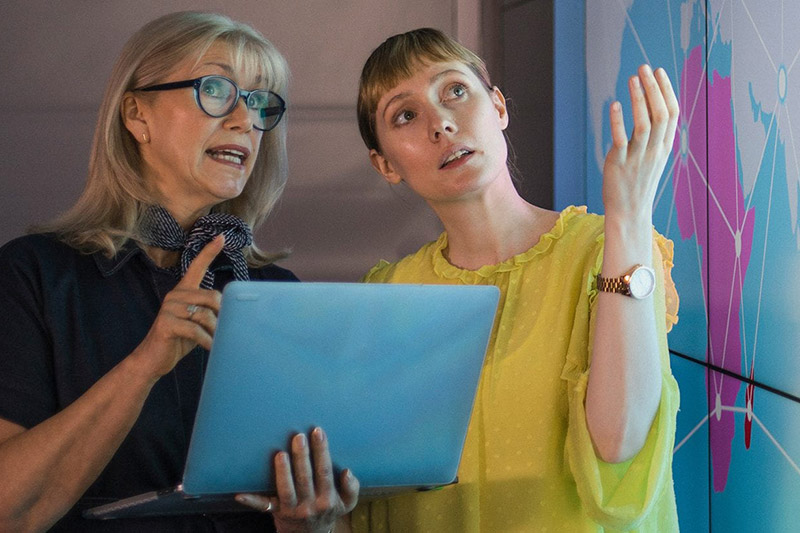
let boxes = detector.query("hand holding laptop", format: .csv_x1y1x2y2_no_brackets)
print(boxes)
236,427,360,533
142,239,362,530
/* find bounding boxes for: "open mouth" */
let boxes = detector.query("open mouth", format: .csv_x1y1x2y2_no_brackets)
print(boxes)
440,149,473,169
206,148,248,166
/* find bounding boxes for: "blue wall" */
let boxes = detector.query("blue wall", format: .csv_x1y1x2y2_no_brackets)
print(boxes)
557,1,800,531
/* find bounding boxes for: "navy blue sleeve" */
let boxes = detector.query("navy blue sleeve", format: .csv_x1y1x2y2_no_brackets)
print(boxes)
0,236,57,428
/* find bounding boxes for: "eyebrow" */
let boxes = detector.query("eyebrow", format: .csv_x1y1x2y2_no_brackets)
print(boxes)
380,68,469,120
197,61,264,86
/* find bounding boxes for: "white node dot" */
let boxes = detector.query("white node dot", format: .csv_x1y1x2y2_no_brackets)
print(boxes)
778,65,788,103
680,126,689,158
746,393,753,422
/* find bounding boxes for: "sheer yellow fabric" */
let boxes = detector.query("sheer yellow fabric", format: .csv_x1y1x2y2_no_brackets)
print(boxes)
351,206,680,532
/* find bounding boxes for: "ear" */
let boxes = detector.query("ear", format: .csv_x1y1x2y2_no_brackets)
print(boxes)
490,86,509,131
120,91,150,143
369,149,403,185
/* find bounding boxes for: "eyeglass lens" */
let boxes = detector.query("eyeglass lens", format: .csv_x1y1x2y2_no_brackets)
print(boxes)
198,76,284,131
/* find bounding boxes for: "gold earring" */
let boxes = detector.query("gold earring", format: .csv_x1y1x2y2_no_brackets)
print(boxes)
141,132,148,143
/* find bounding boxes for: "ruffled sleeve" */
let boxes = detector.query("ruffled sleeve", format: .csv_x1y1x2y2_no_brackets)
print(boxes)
560,229,680,530
361,260,392,283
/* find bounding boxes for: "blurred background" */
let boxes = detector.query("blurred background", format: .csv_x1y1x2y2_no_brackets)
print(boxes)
0,0,558,281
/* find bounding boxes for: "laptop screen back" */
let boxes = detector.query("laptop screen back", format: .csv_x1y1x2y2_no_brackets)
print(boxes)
181,281,499,496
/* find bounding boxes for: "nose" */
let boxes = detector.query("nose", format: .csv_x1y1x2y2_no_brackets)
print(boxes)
428,107,457,142
223,94,254,132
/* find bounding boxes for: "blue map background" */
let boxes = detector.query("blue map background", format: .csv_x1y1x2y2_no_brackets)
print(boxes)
579,0,800,530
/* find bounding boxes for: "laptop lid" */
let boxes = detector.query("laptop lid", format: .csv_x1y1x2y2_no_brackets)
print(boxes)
181,281,499,496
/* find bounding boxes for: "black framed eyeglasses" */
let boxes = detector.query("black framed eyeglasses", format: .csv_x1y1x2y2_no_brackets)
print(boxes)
134,75,286,131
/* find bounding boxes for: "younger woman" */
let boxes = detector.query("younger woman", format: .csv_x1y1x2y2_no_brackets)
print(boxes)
351,28,680,532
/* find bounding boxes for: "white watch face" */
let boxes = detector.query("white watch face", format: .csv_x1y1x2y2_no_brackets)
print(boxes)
629,266,656,299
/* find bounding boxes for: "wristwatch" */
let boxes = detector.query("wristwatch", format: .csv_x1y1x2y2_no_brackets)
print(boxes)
597,264,656,299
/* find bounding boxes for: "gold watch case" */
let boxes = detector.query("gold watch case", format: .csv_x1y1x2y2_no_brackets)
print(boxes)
597,264,656,299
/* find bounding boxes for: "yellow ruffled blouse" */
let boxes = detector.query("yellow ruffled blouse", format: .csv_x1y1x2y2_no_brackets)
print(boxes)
351,206,680,532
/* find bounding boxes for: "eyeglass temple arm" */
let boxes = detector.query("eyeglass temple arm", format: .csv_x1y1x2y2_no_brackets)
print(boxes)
136,79,197,92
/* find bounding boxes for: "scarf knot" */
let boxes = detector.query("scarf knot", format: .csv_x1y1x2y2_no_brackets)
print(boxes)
141,206,253,289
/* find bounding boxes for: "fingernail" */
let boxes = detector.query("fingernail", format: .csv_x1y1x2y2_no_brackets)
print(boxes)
312,427,325,442
631,76,641,89
295,433,307,448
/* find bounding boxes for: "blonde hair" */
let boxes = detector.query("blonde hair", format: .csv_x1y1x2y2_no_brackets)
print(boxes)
43,11,290,264
357,27,492,153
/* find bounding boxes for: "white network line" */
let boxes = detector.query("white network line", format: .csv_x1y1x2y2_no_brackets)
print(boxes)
654,153,679,210
740,0,779,73
688,149,737,238
750,117,779,370
673,402,800,479
618,0,652,66
666,0,680,86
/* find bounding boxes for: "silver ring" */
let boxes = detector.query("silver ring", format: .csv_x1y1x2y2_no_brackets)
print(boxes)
187,304,199,318
262,500,273,513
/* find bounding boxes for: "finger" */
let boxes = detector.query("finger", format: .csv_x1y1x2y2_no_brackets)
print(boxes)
639,64,668,148
173,318,214,351
161,289,219,324
179,234,225,289
338,469,360,512
163,290,223,317
628,71,650,153
290,433,315,502
608,100,628,162
186,305,217,336
235,493,273,513
274,451,298,508
655,67,680,147
310,427,336,496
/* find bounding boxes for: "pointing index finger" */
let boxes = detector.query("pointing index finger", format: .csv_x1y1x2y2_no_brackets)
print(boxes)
179,234,225,289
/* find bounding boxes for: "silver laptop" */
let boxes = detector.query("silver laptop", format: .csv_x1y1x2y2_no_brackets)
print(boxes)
85,281,500,519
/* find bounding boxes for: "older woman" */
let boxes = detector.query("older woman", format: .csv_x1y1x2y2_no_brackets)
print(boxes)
0,12,357,532
351,28,680,531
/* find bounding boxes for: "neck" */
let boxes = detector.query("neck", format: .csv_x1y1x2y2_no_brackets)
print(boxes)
140,203,210,269
143,246,181,269
429,179,553,270
159,202,212,231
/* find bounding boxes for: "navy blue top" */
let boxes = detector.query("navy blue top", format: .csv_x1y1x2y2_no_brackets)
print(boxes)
0,233,298,531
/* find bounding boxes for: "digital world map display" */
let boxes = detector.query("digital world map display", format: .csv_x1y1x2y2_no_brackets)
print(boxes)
584,1,800,530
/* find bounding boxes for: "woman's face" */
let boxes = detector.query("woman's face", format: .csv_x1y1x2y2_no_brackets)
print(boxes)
126,41,266,221
369,60,509,204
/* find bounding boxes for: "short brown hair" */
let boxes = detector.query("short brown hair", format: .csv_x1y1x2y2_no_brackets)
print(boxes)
357,28,492,152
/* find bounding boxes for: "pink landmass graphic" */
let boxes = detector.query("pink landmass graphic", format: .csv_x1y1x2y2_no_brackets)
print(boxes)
672,45,755,492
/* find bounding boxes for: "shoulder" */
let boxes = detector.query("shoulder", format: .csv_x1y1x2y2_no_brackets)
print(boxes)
362,237,442,283
529,206,606,268
556,205,605,242
250,262,300,282
0,233,79,272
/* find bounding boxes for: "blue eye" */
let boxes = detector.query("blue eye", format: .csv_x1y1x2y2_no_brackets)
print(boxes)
200,77,232,100
446,83,467,100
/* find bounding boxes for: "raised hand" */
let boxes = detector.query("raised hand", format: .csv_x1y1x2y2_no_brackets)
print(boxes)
236,427,360,533
128,235,225,380
602,64,679,223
